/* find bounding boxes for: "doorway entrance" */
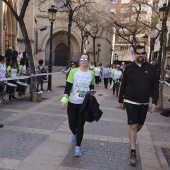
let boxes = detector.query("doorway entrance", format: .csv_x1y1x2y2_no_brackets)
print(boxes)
55,43,68,66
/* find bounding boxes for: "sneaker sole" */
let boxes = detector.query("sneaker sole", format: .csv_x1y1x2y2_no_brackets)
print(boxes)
74,154,81,157
128,161,136,166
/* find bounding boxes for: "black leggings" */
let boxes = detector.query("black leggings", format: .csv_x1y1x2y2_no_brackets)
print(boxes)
67,102,85,147
95,76,100,84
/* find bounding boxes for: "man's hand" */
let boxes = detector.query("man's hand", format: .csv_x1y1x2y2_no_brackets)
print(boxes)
120,103,125,110
150,104,156,113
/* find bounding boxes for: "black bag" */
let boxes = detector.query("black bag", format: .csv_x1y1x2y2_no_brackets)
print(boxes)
160,109,170,117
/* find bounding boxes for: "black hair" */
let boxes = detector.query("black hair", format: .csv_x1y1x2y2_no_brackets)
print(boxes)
134,45,145,53
0,55,5,62
80,53,89,60
20,58,26,65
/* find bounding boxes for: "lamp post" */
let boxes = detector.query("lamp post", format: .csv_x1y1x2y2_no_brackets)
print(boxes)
115,53,118,64
157,3,166,80
83,31,89,54
143,34,148,47
110,48,113,64
47,5,57,92
97,43,101,63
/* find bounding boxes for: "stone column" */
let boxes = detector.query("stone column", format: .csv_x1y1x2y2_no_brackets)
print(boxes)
0,1,4,55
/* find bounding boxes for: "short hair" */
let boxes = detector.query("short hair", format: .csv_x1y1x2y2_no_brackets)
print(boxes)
134,45,145,53
38,59,44,65
80,53,89,60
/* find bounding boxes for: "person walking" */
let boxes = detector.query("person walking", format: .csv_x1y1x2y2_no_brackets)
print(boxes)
112,65,122,97
94,63,101,87
119,45,159,166
61,54,95,157
102,63,110,89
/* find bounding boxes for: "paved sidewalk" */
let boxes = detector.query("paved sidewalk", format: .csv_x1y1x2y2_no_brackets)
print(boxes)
0,73,170,170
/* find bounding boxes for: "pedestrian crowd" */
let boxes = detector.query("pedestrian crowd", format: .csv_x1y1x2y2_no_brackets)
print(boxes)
0,45,160,168
0,47,47,128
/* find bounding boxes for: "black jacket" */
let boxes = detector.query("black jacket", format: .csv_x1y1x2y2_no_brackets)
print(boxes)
119,62,159,105
79,93,103,122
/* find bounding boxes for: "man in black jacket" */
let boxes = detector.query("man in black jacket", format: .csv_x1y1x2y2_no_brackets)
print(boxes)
119,45,159,166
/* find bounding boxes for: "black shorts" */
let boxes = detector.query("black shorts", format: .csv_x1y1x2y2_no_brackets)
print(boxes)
125,102,148,125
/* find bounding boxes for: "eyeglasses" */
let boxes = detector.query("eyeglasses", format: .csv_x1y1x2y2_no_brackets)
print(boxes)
135,52,146,55
80,58,88,61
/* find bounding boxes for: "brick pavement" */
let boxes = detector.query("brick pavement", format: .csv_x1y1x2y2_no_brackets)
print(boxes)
0,73,169,170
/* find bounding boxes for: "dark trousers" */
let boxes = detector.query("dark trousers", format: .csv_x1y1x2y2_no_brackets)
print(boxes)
37,77,43,90
104,78,109,89
109,77,113,85
95,76,100,84
67,102,85,146
113,82,121,95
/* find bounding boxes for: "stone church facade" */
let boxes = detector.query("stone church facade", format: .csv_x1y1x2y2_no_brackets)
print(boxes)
0,0,112,68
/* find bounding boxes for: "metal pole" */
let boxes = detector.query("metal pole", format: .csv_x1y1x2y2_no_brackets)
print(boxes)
47,21,53,91
97,48,99,63
157,21,164,80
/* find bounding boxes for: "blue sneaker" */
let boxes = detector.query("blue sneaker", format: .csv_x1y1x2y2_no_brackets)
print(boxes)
75,146,81,157
71,134,76,143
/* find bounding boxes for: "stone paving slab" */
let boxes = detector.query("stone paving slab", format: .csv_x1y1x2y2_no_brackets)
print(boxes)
147,124,170,142
61,139,142,170
0,111,18,121
100,100,120,109
85,120,129,138
0,129,48,160
0,100,37,110
35,104,65,114
101,108,127,121
146,112,170,124
7,114,66,131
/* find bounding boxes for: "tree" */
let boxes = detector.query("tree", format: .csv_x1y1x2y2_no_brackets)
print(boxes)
54,0,93,68
73,0,112,64
3,0,36,101
109,0,159,47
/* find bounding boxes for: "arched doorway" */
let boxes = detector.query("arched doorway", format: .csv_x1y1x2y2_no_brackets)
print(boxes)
55,43,68,66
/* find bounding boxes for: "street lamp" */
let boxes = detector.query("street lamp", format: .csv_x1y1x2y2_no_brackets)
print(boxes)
83,31,89,54
143,34,148,47
97,43,101,63
110,48,113,64
47,5,57,92
157,3,166,80
159,3,166,21
115,53,118,63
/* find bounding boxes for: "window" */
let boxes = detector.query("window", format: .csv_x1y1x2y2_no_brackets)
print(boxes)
120,46,129,51
111,9,116,13
120,18,129,23
120,8,130,13
121,0,130,3
112,0,117,3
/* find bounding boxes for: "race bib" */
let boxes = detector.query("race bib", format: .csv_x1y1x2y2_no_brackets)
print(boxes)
75,90,86,100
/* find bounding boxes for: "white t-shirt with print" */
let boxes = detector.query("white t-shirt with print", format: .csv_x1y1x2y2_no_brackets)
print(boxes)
67,68,95,104
0,63,6,78
94,67,101,76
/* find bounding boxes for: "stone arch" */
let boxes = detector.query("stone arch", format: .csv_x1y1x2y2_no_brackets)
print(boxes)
42,28,81,66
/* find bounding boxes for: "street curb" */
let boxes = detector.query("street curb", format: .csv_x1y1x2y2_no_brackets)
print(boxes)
155,146,170,170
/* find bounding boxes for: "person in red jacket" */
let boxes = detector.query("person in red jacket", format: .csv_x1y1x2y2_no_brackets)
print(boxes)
119,45,159,166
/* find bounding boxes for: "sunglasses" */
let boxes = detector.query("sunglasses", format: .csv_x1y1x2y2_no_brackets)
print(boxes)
80,58,88,61
135,52,146,55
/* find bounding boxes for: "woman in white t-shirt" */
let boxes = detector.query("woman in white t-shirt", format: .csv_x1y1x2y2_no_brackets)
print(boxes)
61,54,95,157
94,63,101,87
111,65,123,97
